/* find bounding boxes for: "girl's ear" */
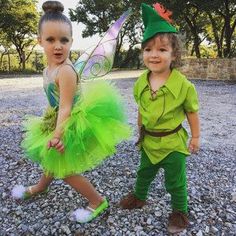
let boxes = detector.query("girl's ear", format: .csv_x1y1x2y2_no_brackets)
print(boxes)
37,36,42,46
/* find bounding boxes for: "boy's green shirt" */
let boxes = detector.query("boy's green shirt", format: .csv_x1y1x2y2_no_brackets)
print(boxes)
134,69,199,164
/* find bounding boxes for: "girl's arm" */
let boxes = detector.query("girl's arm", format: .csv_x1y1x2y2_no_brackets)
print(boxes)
54,65,77,137
186,112,200,153
48,65,77,153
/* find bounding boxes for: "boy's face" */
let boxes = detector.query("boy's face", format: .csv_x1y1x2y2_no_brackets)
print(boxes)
38,21,73,67
143,35,175,74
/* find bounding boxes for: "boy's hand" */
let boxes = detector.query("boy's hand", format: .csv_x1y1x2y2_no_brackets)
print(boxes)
188,137,200,153
47,137,64,153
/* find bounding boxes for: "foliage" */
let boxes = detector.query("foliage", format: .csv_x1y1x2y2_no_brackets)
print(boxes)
0,0,234,74
0,50,45,73
69,50,80,64
202,0,236,58
152,0,236,58
70,0,235,59
32,51,45,72
116,47,142,69
0,0,39,69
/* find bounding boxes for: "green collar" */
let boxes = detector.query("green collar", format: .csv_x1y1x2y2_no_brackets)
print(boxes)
164,69,185,98
138,69,185,99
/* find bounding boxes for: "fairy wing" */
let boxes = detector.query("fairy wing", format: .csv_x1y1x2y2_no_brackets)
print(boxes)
74,9,132,81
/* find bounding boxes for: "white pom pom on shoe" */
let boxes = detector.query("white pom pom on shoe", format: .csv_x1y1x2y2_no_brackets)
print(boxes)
11,185,26,199
70,208,92,223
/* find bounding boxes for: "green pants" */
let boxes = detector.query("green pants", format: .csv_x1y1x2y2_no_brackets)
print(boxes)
134,150,188,213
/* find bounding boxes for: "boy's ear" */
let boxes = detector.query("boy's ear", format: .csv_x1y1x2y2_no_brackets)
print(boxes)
171,52,176,61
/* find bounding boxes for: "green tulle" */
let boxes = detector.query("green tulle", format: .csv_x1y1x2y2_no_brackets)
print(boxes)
21,80,131,178
40,106,58,134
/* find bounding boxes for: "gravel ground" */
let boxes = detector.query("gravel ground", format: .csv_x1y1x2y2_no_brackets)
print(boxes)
0,74,235,236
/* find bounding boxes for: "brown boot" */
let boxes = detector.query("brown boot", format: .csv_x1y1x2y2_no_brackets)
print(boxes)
119,193,146,209
167,211,189,234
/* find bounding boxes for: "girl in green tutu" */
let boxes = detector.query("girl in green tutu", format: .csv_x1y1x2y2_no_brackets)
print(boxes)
12,0,130,223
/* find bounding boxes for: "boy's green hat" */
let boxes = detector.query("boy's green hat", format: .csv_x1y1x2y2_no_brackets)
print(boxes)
142,3,177,43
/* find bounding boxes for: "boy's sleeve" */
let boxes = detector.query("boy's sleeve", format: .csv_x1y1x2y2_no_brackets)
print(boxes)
183,83,199,112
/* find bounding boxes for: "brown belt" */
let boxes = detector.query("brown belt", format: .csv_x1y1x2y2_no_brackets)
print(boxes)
144,124,182,137
135,124,182,146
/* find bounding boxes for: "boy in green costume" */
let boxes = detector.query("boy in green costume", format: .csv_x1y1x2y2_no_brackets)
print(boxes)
120,3,200,234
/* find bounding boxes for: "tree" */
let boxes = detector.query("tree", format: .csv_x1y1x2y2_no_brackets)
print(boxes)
70,0,235,60
0,0,39,70
0,32,12,71
202,0,236,58
69,0,143,67
69,0,209,59
141,0,236,58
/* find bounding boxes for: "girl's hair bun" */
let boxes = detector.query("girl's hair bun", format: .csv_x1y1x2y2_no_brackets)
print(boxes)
42,1,64,14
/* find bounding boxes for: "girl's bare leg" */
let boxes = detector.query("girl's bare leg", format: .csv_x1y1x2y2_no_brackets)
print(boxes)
64,175,104,209
29,174,53,193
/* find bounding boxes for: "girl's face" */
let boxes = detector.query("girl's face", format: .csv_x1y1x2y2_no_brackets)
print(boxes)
143,35,176,75
38,21,73,67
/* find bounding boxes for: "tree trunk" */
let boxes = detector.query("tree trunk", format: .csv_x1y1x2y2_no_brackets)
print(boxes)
193,38,201,58
221,0,236,57
0,53,4,69
136,57,141,69
223,16,232,57
22,51,26,70
119,49,133,68
7,52,10,72
207,12,223,58
184,16,201,58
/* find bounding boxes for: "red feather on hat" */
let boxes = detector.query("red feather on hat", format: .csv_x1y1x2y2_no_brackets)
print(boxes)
153,3,173,23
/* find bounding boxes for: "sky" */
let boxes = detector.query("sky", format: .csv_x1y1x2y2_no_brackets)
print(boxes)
37,0,100,50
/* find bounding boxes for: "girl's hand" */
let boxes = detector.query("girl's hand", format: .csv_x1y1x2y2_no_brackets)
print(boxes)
188,137,200,154
47,137,64,153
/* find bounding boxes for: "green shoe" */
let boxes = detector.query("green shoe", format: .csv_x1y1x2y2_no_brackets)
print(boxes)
23,186,49,200
12,185,49,200
72,198,109,223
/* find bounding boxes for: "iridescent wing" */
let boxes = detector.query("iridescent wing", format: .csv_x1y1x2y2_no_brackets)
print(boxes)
74,9,132,80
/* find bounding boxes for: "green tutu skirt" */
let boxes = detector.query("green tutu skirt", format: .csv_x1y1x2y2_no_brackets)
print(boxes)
21,81,131,178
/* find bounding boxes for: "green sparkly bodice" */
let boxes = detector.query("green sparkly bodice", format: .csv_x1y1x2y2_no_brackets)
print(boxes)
43,65,81,108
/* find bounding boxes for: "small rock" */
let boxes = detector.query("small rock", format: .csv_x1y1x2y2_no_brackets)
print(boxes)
231,192,236,202
54,221,60,228
225,222,232,228
134,225,143,232
61,225,71,235
211,226,219,233
68,190,73,198
196,230,203,236
147,218,152,225
154,211,162,217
